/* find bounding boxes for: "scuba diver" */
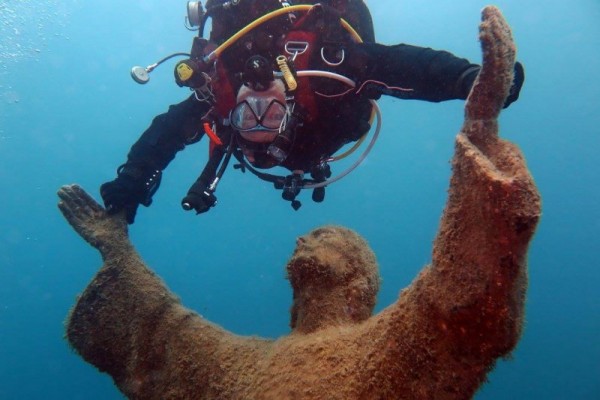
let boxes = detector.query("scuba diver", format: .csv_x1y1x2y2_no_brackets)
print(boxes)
100,0,524,223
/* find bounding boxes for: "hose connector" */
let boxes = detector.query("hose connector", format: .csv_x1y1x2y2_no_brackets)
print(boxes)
276,55,297,91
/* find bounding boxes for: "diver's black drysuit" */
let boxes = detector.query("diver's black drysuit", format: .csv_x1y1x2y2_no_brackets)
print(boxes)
100,0,522,223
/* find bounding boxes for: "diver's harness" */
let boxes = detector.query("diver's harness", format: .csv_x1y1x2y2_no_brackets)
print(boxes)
131,1,382,212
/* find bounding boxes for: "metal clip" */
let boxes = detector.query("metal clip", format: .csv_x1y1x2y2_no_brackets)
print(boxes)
285,41,309,56
321,47,345,66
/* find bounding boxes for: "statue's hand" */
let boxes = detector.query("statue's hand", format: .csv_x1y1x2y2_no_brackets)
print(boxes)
58,184,128,251
465,6,517,122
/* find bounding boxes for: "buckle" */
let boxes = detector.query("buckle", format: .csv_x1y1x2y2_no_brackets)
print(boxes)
285,41,309,56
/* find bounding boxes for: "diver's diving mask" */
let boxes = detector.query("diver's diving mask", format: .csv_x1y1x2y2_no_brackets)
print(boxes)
231,80,289,143
230,98,288,132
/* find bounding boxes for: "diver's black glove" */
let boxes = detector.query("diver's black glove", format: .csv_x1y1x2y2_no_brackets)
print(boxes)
503,61,525,109
181,189,216,215
100,165,161,224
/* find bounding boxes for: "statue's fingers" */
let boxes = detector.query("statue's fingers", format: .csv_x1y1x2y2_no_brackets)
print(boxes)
482,6,512,43
57,186,80,212
465,7,515,122
58,199,84,230
479,6,515,83
58,186,94,219
58,199,102,248
480,7,510,53
58,185,104,219
70,184,105,214
57,185,123,250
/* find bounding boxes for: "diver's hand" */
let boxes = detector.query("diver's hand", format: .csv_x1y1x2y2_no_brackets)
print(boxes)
100,165,162,224
503,62,524,109
100,177,144,224
181,190,216,215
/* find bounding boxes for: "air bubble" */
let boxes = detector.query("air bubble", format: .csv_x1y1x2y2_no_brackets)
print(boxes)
0,0,73,72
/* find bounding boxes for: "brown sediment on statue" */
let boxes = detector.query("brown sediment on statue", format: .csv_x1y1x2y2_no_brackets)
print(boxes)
286,226,380,334
60,6,540,400
464,6,516,125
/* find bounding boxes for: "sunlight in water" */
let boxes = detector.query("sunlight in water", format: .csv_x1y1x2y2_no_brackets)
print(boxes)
0,0,72,71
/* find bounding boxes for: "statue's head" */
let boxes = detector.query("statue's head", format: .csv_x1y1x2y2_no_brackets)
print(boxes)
286,226,380,332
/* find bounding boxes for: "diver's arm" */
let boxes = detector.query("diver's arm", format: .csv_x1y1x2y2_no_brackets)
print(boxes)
100,94,209,222
126,94,208,171
348,42,480,102
301,0,374,41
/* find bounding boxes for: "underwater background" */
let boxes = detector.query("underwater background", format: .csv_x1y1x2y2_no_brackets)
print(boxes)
0,0,598,398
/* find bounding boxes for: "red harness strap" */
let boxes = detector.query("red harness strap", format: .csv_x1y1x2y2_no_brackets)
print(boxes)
204,122,223,158
283,24,320,123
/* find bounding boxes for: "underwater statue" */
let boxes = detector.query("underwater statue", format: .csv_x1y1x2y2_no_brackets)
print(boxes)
59,6,540,399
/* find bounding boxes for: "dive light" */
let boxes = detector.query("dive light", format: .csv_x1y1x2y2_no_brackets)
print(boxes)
131,1,206,84
130,52,192,84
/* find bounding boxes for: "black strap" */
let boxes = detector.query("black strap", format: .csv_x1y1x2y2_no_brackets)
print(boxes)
232,149,286,188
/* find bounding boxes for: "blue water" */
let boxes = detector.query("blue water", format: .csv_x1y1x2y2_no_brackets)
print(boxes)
1,0,598,398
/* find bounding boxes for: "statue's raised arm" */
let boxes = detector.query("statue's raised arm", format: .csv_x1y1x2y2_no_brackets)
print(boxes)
362,6,541,397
